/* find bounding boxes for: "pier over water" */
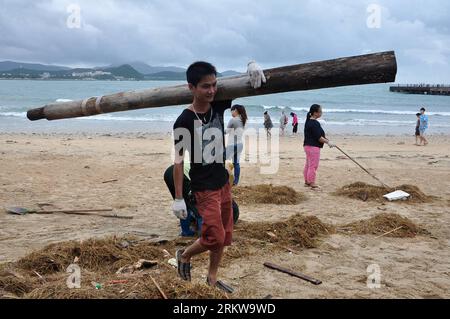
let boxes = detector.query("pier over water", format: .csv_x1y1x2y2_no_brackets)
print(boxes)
390,84,450,96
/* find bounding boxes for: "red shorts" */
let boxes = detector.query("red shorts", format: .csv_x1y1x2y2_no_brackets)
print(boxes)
194,182,233,251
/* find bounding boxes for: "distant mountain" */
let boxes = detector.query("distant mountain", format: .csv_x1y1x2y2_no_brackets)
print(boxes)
144,71,186,81
0,61,70,72
0,60,241,80
103,64,144,80
1,64,144,80
1,68,44,78
107,61,185,75
220,70,243,77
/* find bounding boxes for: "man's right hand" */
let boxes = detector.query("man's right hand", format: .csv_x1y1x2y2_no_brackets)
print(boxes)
172,198,188,220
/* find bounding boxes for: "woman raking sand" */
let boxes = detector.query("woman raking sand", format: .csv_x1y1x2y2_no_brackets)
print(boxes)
303,104,335,190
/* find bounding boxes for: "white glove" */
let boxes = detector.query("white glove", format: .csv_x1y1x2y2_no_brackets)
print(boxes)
328,141,336,148
172,199,188,220
247,61,266,89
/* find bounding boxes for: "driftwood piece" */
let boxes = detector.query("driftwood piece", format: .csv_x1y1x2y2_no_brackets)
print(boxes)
27,51,397,121
375,226,403,238
148,275,168,300
264,262,322,285
102,179,118,184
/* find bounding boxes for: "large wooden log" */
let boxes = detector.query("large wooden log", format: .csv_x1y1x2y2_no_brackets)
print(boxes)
27,51,396,121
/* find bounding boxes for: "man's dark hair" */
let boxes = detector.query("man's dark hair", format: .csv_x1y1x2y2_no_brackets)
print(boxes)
420,107,426,112
416,113,421,117
186,61,217,87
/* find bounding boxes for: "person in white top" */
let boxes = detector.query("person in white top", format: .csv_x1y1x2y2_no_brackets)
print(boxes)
226,104,247,185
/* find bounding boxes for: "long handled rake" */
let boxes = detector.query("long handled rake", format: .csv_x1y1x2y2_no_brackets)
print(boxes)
335,146,391,189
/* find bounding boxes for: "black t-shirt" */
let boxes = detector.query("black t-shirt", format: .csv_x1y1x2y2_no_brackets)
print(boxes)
303,119,326,148
173,100,232,192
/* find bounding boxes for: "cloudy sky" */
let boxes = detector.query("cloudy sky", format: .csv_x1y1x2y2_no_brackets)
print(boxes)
0,0,449,82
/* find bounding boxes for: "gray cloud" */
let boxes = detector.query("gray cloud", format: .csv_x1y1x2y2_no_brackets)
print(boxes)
0,0,449,82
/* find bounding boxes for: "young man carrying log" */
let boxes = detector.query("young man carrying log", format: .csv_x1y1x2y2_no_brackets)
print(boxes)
172,61,265,293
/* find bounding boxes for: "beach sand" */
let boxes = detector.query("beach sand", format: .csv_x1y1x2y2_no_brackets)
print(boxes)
1,132,449,298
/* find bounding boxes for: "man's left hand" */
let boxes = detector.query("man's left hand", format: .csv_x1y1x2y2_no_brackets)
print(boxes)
247,61,266,89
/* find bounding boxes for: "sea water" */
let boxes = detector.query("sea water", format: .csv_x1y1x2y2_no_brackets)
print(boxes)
0,80,449,135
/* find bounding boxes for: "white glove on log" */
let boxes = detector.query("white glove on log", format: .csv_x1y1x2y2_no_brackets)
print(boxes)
247,61,266,89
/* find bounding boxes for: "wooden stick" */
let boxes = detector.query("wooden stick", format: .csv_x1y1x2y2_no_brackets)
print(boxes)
264,262,322,285
27,51,397,121
375,226,403,239
34,208,113,214
102,179,118,184
35,210,133,219
149,275,168,300
33,270,46,283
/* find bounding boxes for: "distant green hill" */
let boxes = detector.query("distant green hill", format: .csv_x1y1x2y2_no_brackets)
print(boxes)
0,61,241,81
104,64,144,80
112,62,186,74
0,68,43,78
220,70,243,77
144,71,186,81
0,64,144,80
0,61,70,72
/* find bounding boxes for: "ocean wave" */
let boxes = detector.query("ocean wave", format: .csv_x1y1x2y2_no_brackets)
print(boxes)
254,105,450,116
0,112,27,118
261,105,287,110
289,107,450,116
55,99,73,103
2,112,450,128
322,120,450,128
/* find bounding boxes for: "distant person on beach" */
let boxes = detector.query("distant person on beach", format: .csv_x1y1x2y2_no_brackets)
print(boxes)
264,111,273,137
291,112,299,135
303,104,335,190
279,111,288,136
415,113,421,145
226,104,247,186
172,60,265,293
419,107,429,146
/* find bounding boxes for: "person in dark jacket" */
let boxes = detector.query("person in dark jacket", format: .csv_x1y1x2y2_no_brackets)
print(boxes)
303,104,335,189
263,111,274,137
415,113,421,146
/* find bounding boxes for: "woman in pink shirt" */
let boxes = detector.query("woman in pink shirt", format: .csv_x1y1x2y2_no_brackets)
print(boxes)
290,112,298,135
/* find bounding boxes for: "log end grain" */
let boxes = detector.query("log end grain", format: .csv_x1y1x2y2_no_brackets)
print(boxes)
27,107,45,121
